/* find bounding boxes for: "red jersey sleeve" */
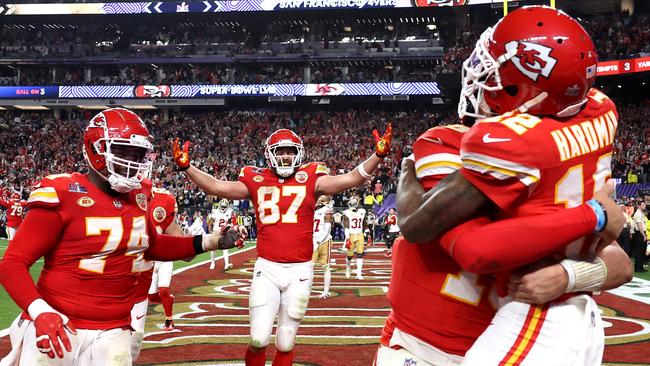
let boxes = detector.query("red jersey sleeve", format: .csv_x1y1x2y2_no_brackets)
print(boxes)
237,166,257,194
413,124,466,190
460,117,541,210
311,162,330,177
150,189,177,232
0,178,64,311
439,204,597,274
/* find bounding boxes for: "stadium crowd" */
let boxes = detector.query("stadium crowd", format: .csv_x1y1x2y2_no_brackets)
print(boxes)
1,63,441,86
0,109,442,208
1,104,648,205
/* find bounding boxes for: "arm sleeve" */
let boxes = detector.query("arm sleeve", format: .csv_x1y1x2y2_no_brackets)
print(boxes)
440,204,597,274
0,208,63,311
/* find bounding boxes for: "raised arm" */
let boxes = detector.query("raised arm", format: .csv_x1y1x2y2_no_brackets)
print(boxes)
172,139,249,200
315,124,392,196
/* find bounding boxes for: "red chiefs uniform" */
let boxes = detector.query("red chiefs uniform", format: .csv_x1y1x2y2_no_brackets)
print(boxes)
385,124,497,356
16,173,155,329
238,162,329,263
460,88,617,295
0,197,27,228
134,188,177,302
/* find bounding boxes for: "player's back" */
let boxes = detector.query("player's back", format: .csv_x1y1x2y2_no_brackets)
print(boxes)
238,162,329,263
461,88,617,256
387,125,497,356
28,173,154,329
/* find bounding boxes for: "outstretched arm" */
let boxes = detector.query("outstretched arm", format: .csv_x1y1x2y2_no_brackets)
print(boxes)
439,181,625,273
315,124,392,196
171,139,249,200
397,158,490,243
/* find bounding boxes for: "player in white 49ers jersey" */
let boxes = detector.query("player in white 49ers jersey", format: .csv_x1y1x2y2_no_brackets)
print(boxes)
207,199,238,270
312,195,334,299
343,196,367,280
172,125,392,366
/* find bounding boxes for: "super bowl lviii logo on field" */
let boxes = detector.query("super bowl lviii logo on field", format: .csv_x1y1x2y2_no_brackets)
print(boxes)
134,85,171,98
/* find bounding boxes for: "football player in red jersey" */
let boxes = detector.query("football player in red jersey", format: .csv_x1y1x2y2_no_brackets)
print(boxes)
396,6,631,365
172,125,392,366
130,186,184,361
377,123,626,366
0,189,27,241
0,108,243,365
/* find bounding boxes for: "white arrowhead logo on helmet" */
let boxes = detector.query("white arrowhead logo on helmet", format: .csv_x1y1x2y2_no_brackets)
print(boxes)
505,41,557,82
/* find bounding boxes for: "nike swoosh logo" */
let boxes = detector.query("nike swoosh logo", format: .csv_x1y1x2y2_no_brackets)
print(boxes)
482,133,512,144
421,137,443,145
136,315,146,320
299,278,308,282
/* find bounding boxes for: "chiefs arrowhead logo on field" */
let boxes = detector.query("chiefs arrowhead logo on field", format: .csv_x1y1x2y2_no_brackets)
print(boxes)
505,41,557,82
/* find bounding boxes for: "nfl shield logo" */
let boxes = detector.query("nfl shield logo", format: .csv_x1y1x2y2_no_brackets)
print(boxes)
113,200,123,209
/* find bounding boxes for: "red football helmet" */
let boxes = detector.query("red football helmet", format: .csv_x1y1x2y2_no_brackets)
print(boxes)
83,108,153,193
458,6,597,119
264,129,304,177
10,190,20,200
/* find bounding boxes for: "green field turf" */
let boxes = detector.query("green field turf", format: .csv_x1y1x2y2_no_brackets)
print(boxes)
0,238,255,329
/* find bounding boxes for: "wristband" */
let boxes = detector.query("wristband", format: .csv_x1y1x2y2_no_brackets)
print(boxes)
586,199,607,232
357,163,372,180
560,256,608,292
193,235,205,254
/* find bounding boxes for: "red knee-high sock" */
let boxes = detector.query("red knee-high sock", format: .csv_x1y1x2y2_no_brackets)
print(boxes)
147,292,162,303
159,287,174,318
272,350,294,366
245,346,266,366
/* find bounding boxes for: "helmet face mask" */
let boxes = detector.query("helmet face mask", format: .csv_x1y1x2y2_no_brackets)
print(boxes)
458,6,597,120
348,196,360,209
264,129,304,178
83,108,153,193
316,195,331,208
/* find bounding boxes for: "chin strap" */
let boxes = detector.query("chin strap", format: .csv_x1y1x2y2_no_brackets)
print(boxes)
516,92,549,114
107,174,141,193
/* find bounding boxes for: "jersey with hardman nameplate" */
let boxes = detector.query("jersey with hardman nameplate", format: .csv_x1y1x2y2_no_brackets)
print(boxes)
135,187,177,302
238,162,329,262
26,173,154,329
460,88,617,294
388,124,497,356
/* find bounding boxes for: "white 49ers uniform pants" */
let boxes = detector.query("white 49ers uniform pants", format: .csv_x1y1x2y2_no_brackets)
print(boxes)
148,261,173,293
462,295,603,366
249,257,313,352
1,316,131,366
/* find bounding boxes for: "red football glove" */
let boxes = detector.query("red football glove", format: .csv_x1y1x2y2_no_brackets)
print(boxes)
345,239,352,250
372,123,393,158
172,138,191,171
367,237,373,247
34,312,76,359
